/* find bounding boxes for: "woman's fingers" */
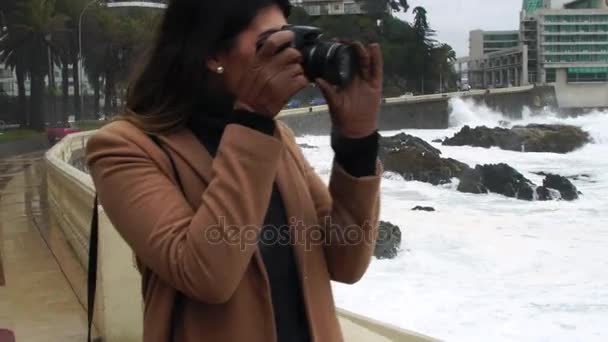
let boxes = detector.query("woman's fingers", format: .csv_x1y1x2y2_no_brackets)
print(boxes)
258,30,295,60
368,43,383,87
315,78,338,106
274,47,303,67
353,41,371,81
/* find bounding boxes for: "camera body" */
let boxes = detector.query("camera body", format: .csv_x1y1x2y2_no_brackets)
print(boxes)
256,25,358,88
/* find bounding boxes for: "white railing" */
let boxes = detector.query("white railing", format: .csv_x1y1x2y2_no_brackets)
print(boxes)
45,131,440,342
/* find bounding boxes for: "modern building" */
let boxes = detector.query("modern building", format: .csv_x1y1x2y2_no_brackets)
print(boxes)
469,30,521,58
292,0,365,16
467,45,530,89
461,0,608,109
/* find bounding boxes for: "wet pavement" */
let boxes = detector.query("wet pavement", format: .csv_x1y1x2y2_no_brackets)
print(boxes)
0,153,88,341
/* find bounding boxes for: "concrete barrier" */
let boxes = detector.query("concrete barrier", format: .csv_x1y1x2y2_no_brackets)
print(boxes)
46,132,144,342
277,85,556,136
44,131,440,342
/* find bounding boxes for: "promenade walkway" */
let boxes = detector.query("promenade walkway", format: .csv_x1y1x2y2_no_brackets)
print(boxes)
0,154,89,341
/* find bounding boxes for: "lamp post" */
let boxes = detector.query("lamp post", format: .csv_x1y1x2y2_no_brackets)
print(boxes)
0,11,7,33
78,0,100,119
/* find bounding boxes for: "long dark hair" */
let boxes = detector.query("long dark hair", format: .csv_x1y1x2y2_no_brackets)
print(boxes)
123,0,291,132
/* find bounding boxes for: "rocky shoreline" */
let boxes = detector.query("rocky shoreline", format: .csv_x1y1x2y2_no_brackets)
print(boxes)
379,132,581,202
442,124,591,153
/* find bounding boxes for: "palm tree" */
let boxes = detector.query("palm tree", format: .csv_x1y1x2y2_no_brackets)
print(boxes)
0,0,67,130
1,0,29,126
82,6,161,116
55,0,86,120
431,43,457,92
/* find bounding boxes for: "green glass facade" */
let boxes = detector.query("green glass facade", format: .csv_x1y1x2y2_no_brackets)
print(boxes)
541,12,608,76
544,34,608,42
544,24,608,32
545,14,608,22
523,0,544,13
544,44,608,52
485,34,520,41
545,54,608,62
564,0,603,9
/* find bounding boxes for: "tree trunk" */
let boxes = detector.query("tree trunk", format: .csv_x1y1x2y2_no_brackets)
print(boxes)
72,59,81,120
15,63,28,127
29,71,46,131
104,69,113,115
62,63,69,122
93,74,100,116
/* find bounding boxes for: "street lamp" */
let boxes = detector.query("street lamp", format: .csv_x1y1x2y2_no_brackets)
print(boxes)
1,11,8,33
78,0,102,118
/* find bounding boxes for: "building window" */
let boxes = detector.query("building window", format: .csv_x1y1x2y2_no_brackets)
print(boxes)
567,71,608,83
546,69,556,83
344,3,359,14
306,5,320,15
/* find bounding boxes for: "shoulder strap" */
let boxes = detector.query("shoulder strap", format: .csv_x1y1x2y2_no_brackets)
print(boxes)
147,134,185,191
87,196,99,342
87,133,183,342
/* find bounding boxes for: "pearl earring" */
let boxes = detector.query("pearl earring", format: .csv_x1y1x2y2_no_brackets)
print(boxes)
216,66,225,74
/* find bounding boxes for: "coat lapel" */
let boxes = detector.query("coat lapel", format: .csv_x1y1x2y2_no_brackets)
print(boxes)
157,126,214,184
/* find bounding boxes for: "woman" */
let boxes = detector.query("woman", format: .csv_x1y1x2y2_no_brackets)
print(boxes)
86,0,383,341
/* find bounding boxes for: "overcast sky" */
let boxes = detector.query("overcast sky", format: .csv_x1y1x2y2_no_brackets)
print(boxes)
397,0,570,57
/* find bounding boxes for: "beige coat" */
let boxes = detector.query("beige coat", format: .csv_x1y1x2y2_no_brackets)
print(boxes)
86,118,382,342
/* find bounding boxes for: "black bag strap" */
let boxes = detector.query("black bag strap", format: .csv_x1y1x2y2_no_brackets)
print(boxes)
87,134,183,342
87,195,99,342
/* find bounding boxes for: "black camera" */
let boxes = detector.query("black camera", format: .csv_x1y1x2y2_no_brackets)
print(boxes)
256,25,358,88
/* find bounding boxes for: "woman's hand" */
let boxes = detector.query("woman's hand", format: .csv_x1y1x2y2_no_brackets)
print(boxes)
316,43,383,139
233,31,310,118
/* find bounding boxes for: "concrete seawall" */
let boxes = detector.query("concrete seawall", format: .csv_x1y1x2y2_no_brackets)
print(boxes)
279,85,557,136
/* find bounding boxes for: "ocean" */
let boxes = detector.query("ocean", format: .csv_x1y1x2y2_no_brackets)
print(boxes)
297,98,608,342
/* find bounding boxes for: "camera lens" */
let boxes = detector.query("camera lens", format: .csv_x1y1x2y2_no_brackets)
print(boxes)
301,42,358,88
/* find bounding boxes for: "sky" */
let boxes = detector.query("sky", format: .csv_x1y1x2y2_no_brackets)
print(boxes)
397,0,571,57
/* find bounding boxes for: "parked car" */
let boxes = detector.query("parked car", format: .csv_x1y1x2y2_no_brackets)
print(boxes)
46,121,80,145
460,84,472,91
400,92,414,98
309,97,326,106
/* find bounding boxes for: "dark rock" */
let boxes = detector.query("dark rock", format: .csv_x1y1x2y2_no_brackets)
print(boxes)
568,174,591,181
478,164,535,200
412,206,435,212
543,174,580,201
457,168,489,194
432,139,444,143
457,163,535,200
443,124,590,153
534,172,591,182
298,143,318,149
536,186,556,201
517,184,535,201
536,186,551,201
380,133,442,158
503,183,516,198
380,133,469,185
375,221,402,260
498,120,511,127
